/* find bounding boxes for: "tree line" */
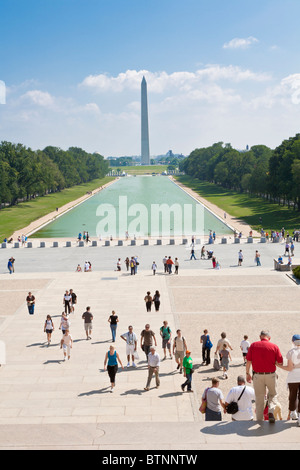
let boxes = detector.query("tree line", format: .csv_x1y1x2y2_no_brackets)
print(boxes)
179,133,300,211
0,142,109,207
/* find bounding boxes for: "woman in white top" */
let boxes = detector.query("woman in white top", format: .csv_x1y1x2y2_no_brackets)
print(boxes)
63,291,72,314
277,334,300,425
60,329,73,361
44,315,54,346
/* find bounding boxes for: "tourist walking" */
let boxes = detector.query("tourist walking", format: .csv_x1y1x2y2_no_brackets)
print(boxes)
255,250,261,266
26,292,35,315
181,350,193,392
60,329,73,361
153,290,160,312
125,257,130,271
166,256,174,274
285,242,290,256
121,326,138,368
108,310,119,342
63,290,72,314
7,258,13,274
59,312,70,335
246,330,283,422
238,250,243,266
10,257,15,273
175,257,179,274
201,378,225,421
240,335,250,365
190,248,197,260
201,246,206,259
215,332,233,360
69,289,77,313
224,376,255,421
276,334,300,426
220,343,232,379
144,291,153,312
200,329,212,366
116,258,122,271
173,330,187,374
144,347,160,391
104,345,124,393
140,324,157,358
160,321,172,360
44,315,54,346
163,256,168,273
130,257,136,275
291,241,295,256
82,306,93,340
152,261,157,275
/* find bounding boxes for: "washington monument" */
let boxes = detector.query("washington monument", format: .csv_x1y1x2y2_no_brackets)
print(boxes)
141,76,150,165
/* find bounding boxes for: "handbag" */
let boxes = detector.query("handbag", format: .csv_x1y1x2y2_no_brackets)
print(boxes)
199,388,210,414
226,386,246,415
213,354,221,371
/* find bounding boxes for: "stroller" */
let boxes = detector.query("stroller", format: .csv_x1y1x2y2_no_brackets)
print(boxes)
207,250,214,260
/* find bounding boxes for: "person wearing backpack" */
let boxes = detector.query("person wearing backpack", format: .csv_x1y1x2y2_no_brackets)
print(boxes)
225,376,255,421
160,321,172,360
173,329,187,374
201,329,213,366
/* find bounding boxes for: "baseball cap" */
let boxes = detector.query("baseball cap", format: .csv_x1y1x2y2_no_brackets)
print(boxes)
292,334,300,344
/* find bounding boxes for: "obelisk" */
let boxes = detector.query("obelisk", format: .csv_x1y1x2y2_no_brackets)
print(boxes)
141,76,150,165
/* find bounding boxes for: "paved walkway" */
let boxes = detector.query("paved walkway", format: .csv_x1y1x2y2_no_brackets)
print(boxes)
0,261,300,449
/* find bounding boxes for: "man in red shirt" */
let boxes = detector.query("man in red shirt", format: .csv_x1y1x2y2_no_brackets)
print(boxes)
246,330,283,423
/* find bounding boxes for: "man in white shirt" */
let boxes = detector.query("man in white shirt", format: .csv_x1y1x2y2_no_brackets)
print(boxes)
144,347,160,391
225,376,255,421
121,326,137,368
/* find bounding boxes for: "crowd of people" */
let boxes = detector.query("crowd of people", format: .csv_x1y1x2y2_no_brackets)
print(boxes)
24,284,300,426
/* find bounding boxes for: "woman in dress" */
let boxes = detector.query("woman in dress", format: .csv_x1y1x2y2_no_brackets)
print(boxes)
104,345,124,392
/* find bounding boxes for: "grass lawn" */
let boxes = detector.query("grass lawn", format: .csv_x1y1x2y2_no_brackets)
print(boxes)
110,165,168,175
175,176,300,234
0,177,114,241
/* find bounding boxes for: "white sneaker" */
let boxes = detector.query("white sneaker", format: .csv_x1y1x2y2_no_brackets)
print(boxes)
127,363,130,368
290,410,298,420
132,362,137,368
297,417,300,427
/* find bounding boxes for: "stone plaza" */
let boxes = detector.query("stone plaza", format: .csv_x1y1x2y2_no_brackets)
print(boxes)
0,239,300,449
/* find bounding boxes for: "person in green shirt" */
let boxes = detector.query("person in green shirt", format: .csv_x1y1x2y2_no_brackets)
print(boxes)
181,350,193,392
160,321,172,360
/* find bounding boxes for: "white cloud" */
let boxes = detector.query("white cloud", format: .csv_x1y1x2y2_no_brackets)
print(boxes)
21,90,55,107
3,67,300,157
223,36,259,50
281,74,300,104
80,66,270,95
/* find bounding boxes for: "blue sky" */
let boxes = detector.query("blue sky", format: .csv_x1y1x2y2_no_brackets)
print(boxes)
1,0,300,156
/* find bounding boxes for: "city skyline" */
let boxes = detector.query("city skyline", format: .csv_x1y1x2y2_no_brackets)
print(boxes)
1,1,300,156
